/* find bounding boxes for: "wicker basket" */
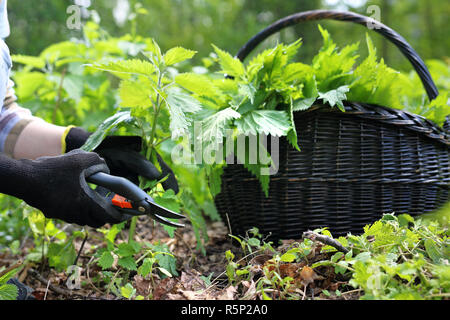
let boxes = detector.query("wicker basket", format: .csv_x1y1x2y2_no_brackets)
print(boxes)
214,10,450,240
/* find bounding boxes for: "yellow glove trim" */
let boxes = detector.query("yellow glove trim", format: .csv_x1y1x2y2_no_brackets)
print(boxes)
61,125,76,154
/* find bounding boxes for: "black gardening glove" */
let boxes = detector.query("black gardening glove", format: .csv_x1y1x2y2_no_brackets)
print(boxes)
65,127,179,193
0,150,128,228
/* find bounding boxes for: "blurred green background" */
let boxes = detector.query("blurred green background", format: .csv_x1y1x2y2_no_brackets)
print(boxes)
6,0,449,72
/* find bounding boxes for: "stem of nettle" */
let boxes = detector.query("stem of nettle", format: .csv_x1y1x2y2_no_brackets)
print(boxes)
127,70,163,245
148,70,163,161
123,71,163,285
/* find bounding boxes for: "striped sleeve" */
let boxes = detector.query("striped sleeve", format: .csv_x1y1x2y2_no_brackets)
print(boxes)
0,79,34,157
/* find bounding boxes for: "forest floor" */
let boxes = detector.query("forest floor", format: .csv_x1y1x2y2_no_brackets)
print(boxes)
1,216,361,300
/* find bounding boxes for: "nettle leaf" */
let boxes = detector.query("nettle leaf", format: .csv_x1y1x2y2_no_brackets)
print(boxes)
262,45,287,83
0,284,18,300
47,241,77,272
292,75,319,112
98,251,114,270
313,25,359,88
13,71,48,99
287,99,300,151
212,44,245,78
283,38,303,61
118,256,137,271
238,82,257,104
144,38,163,63
118,79,152,108
234,136,273,197
283,62,313,83
201,107,241,142
11,54,46,69
89,59,156,77
154,189,182,237
235,110,291,137
62,74,84,102
40,41,86,64
318,85,349,111
164,47,197,66
0,268,19,286
81,110,132,151
175,73,223,99
117,243,138,257
138,258,154,277
166,87,203,140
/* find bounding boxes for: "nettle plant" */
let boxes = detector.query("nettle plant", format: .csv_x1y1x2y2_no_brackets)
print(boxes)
172,25,449,196
84,40,220,247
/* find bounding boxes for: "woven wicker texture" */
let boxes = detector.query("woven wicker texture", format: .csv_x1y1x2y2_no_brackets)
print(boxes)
215,102,450,240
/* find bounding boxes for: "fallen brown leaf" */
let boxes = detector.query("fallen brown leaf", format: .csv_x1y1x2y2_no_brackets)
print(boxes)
217,285,236,300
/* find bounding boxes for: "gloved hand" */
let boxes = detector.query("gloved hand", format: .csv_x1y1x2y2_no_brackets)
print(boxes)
64,127,179,193
0,150,128,228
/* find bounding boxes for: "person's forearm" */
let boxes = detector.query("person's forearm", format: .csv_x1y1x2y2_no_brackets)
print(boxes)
12,119,67,160
0,79,67,160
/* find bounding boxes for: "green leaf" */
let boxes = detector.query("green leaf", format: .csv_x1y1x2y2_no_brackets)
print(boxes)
0,284,18,300
292,75,319,112
118,256,137,271
318,85,349,111
212,44,245,78
424,239,444,264
158,267,173,278
144,38,163,63
118,79,152,108
105,222,125,243
175,73,222,98
12,71,48,99
201,107,241,142
238,82,257,104
287,98,300,151
81,111,132,151
292,97,316,112
62,74,84,102
0,268,19,286
151,243,178,277
120,283,136,299
138,258,155,277
89,59,156,77
247,237,261,247
117,243,137,258
98,251,114,270
164,47,196,66
235,110,291,137
280,252,296,262
47,240,77,272
283,62,313,83
40,41,86,63
331,252,344,263
11,54,46,69
154,190,180,213
165,87,203,139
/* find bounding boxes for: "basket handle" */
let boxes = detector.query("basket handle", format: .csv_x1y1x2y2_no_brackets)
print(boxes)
236,10,439,101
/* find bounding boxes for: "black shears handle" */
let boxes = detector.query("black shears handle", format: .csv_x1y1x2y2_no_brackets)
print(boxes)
86,172,185,228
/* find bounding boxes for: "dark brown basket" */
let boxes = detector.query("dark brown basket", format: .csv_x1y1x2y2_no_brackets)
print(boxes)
214,10,450,240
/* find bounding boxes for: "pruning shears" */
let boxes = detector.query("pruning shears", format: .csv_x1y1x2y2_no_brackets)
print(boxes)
86,172,185,228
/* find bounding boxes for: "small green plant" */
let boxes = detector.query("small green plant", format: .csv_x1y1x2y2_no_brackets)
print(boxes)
0,264,21,300
93,220,177,299
219,210,449,300
313,213,449,299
